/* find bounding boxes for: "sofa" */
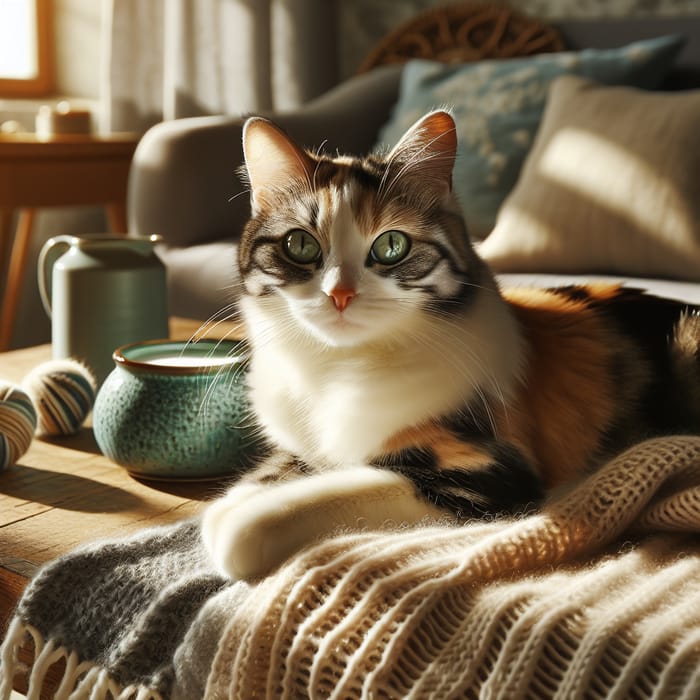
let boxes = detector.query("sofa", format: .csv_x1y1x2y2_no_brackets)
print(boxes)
128,13,700,323
5,7,700,699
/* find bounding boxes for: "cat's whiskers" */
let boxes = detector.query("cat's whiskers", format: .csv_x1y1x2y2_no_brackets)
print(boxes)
246,306,329,360
167,303,250,424
181,301,243,355
323,293,506,420
199,354,248,421
443,278,503,297
310,141,329,192
227,187,251,204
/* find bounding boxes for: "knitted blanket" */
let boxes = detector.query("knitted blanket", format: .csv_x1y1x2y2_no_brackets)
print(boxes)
2,436,700,699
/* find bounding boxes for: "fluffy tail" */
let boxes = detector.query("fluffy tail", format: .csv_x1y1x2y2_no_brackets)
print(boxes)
671,310,700,425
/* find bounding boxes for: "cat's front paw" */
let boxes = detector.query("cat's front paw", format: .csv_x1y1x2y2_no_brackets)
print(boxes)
201,466,445,580
202,477,335,580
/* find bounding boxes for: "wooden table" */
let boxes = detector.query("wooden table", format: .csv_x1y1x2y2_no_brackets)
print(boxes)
0,133,140,351
0,318,240,696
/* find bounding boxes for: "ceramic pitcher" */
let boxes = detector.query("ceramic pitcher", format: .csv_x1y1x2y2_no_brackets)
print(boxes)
38,234,169,384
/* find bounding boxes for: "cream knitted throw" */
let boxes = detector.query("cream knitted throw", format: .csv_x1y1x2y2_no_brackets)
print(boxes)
2,436,700,699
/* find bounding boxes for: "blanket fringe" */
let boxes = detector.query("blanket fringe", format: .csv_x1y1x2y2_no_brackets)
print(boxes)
0,618,164,700
0,617,28,699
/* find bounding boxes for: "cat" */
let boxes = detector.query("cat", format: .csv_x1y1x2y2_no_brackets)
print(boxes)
202,110,700,580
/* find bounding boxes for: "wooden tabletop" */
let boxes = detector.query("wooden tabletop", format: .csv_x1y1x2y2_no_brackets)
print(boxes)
0,132,140,158
0,318,243,640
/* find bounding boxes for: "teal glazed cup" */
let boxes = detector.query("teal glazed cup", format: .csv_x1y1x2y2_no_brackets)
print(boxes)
93,339,259,479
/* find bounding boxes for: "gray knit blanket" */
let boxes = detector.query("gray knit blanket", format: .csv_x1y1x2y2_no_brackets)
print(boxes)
2,435,700,699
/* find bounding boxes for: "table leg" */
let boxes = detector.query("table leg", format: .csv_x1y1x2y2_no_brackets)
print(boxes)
106,202,128,234
0,208,36,351
0,208,12,292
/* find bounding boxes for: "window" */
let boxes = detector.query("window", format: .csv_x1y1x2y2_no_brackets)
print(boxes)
0,0,53,96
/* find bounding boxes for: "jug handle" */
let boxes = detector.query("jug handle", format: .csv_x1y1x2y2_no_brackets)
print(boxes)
38,235,74,318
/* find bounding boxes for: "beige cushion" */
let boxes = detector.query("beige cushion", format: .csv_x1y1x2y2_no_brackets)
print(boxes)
478,75,700,281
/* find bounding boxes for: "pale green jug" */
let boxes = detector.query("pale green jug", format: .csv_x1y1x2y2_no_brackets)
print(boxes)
38,234,169,384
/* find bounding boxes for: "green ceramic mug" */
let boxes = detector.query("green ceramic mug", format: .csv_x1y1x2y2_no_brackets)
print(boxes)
93,339,260,480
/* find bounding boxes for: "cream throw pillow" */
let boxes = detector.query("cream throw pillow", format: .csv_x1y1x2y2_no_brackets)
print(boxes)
478,75,700,281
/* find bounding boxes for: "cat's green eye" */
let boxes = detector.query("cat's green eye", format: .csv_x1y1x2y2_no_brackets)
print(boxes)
282,229,321,265
370,230,411,265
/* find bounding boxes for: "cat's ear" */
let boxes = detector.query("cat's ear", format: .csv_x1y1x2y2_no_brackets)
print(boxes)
242,117,315,211
387,110,457,197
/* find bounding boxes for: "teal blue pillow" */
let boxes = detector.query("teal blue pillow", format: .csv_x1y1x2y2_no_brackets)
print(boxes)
375,35,685,239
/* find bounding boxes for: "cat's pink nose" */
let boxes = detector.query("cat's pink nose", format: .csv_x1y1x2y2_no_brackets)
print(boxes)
328,287,356,312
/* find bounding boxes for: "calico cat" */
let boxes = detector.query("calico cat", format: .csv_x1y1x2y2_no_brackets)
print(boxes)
202,110,700,580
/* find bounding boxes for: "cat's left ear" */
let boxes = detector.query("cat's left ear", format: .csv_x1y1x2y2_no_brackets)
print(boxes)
388,110,457,197
242,117,315,211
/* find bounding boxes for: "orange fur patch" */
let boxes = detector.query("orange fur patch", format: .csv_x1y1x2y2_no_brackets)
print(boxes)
382,423,494,471
499,286,626,486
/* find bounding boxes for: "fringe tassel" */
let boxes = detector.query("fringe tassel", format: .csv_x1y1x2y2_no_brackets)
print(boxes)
0,617,28,700
28,635,66,699
0,618,164,700
54,650,94,700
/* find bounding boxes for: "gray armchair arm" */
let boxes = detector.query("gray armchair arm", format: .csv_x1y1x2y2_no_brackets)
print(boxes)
127,64,402,248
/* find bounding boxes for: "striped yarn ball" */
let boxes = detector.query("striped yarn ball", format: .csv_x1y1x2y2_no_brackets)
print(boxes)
0,380,37,469
23,359,97,436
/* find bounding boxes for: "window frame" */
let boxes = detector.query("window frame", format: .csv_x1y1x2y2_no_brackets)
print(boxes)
0,0,53,97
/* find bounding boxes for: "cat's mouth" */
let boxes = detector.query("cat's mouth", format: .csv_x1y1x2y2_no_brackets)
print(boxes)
299,302,376,346
324,308,365,332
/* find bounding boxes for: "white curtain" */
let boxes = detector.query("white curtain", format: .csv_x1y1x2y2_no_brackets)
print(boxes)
100,0,339,133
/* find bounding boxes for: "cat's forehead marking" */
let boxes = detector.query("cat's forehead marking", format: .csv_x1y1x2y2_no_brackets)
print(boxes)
328,182,365,249
345,177,382,241
311,176,371,244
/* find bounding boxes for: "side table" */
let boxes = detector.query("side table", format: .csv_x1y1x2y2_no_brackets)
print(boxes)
0,133,140,351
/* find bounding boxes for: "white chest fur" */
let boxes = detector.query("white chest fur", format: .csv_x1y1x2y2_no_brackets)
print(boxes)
243,291,522,468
